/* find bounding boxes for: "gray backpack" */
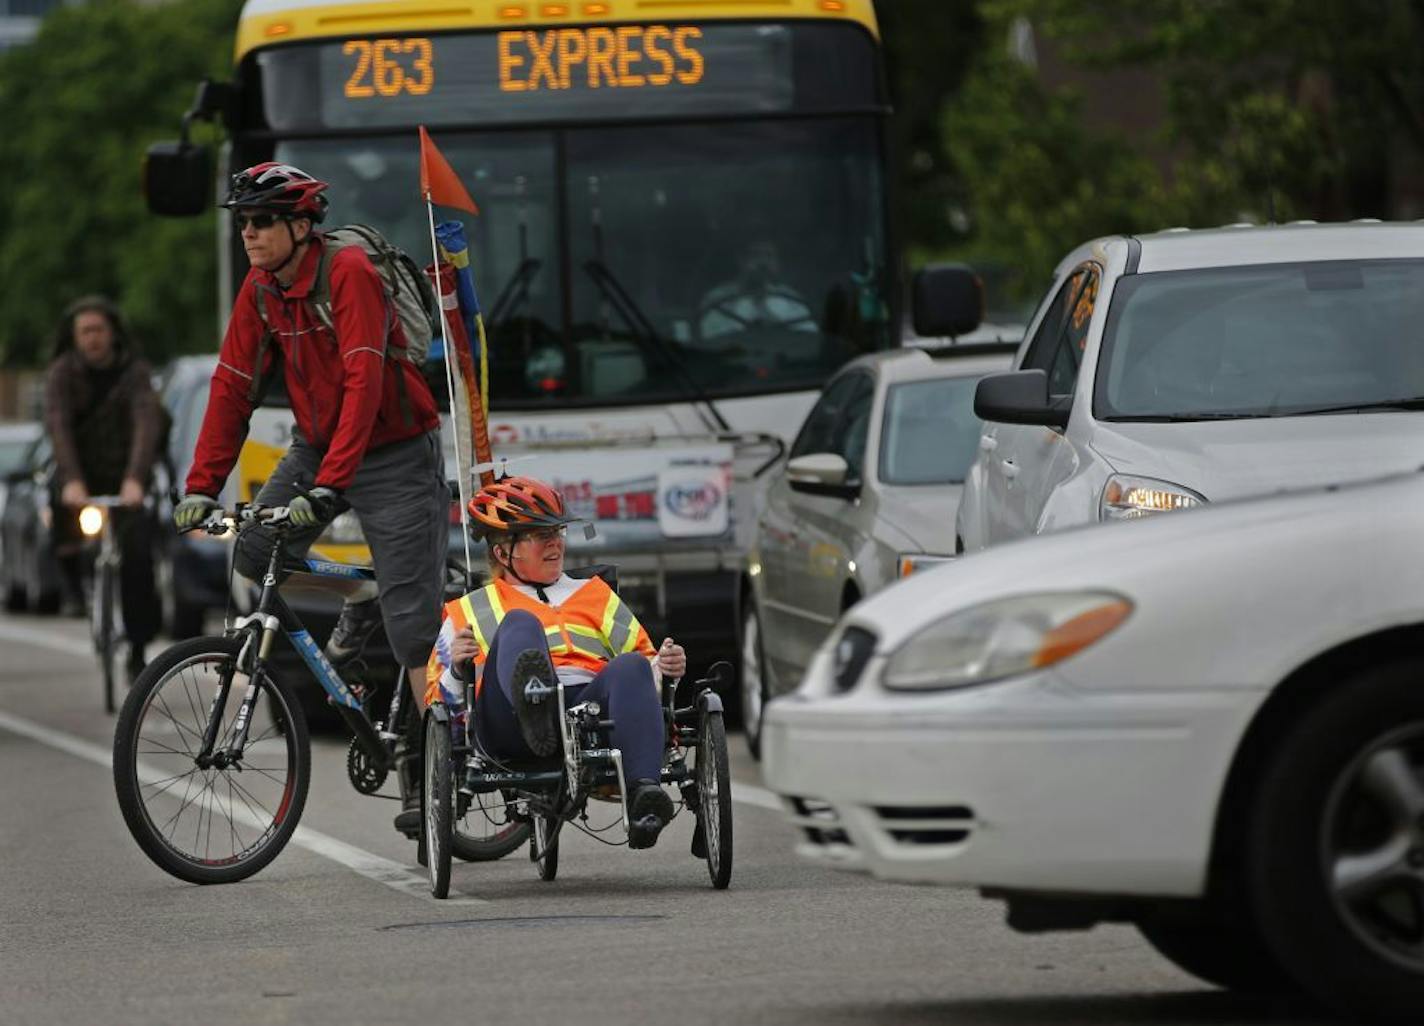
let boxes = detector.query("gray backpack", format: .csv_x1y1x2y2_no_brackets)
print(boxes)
250,224,440,424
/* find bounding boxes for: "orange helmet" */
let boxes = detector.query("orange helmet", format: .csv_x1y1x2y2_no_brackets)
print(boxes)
467,476,577,538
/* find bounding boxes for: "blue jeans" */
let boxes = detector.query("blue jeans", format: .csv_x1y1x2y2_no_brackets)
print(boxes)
474,609,664,782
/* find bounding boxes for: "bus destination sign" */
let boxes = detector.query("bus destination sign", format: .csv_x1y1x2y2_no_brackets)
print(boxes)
286,22,795,128
341,27,708,101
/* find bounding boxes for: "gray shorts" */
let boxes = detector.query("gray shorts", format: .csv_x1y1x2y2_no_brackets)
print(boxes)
234,430,449,668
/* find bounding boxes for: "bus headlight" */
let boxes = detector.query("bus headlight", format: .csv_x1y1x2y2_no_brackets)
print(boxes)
78,505,105,537
883,592,1132,691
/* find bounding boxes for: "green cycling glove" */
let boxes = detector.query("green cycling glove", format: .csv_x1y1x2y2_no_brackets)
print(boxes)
173,493,217,531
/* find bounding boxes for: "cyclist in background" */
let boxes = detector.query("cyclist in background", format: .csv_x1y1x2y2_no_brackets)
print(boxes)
44,295,162,681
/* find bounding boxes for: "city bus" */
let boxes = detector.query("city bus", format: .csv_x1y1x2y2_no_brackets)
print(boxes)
146,0,905,685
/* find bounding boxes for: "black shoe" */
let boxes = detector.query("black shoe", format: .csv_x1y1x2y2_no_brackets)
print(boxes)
325,597,382,668
690,818,707,859
510,648,561,757
627,781,674,850
394,799,421,838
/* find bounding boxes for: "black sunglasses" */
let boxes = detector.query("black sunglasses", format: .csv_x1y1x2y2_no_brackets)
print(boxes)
233,211,283,231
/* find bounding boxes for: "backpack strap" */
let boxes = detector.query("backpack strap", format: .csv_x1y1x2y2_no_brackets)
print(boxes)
248,281,284,404
307,233,415,429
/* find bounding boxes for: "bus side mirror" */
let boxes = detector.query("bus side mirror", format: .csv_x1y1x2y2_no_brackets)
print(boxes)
143,79,237,217
144,141,212,217
912,264,983,339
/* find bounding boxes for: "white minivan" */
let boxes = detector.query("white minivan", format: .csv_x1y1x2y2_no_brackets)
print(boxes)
957,222,1424,550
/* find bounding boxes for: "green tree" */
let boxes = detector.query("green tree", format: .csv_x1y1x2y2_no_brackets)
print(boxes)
0,0,240,368
920,0,1424,302
876,1,988,258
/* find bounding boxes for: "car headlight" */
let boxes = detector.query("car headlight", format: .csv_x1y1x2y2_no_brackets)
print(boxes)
883,591,1132,692
1100,474,1205,521
897,553,955,579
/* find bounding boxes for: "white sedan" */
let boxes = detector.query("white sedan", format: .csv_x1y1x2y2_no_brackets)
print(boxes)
763,471,1424,1022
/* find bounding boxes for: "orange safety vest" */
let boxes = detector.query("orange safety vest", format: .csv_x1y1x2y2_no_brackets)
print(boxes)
434,575,653,701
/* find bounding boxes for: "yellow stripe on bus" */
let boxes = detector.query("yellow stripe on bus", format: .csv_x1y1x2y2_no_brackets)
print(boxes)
236,0,877,61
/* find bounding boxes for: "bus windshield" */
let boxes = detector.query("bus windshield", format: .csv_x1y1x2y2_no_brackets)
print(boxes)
249,20,891,409
277,117,886,407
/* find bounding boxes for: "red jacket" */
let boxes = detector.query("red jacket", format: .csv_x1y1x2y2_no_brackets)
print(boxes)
187,237,440,495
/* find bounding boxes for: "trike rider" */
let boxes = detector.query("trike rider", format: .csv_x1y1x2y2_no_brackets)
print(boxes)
426,476,688,850
174,163,449,834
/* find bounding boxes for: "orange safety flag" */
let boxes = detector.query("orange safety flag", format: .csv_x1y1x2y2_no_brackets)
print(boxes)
418,125,479,214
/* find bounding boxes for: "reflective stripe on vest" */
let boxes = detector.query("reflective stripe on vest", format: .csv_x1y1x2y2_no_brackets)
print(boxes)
602,591,641,654
461,585,503,652
566,623,616,661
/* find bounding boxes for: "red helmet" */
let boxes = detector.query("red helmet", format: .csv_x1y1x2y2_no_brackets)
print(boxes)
222,162,329,222
468,476,577,538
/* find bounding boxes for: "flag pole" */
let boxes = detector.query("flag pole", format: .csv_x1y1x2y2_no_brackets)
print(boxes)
427,191,475,582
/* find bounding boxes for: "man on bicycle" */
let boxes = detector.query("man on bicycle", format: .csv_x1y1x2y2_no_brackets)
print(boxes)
175,163,449,833
426,476,689,851
44,295,163,681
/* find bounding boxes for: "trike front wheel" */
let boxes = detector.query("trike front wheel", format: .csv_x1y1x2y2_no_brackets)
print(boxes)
697,708,734,889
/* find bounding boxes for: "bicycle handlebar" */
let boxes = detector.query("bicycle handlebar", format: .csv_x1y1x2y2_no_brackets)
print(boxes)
180,503,294,537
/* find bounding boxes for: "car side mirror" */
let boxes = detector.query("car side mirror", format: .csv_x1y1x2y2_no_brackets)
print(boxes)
787,453,860,500
975,370,1071,429
911,264,983,338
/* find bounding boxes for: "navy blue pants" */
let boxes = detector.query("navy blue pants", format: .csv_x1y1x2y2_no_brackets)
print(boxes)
474,609,664,782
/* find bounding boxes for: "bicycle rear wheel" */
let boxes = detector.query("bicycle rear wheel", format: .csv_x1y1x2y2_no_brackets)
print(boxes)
113,636,310,884
453,789,530,862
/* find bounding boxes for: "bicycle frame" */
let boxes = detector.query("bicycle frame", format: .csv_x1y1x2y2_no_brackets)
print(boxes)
190,510,394,773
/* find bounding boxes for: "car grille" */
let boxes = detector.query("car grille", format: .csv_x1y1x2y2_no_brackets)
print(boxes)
832,627,876,693
873,805,975,846
787,796,854,848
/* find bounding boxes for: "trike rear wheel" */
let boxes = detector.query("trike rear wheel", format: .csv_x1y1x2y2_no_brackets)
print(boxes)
532,812,560,882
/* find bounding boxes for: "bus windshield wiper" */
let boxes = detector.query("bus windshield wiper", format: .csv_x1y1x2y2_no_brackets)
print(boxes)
583,258,730,432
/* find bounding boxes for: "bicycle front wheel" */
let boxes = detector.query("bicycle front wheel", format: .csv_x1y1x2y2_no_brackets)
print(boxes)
113,636,310,884
94,561,116,714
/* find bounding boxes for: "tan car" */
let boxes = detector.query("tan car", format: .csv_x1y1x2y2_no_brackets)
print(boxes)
741,342,1015,756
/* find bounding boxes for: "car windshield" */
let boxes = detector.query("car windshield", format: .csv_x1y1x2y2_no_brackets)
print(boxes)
1095,259,1424,421
878,375,983,485
276,115,889,407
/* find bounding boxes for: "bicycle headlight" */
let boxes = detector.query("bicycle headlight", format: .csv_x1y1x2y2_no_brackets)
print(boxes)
78,505,104,537
883,591,1132,692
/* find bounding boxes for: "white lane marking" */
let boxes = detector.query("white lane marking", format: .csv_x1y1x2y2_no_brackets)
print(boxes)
0,621,88,657
0,707,486,906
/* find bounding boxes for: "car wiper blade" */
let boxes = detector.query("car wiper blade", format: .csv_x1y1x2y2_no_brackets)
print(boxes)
1294,398,1424,415
1107,412,1258,422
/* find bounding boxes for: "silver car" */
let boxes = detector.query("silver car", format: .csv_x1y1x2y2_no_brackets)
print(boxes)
742,342,1015,756
958,222,1424,550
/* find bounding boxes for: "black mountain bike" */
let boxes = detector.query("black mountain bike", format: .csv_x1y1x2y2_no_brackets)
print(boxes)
112,503,526,884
